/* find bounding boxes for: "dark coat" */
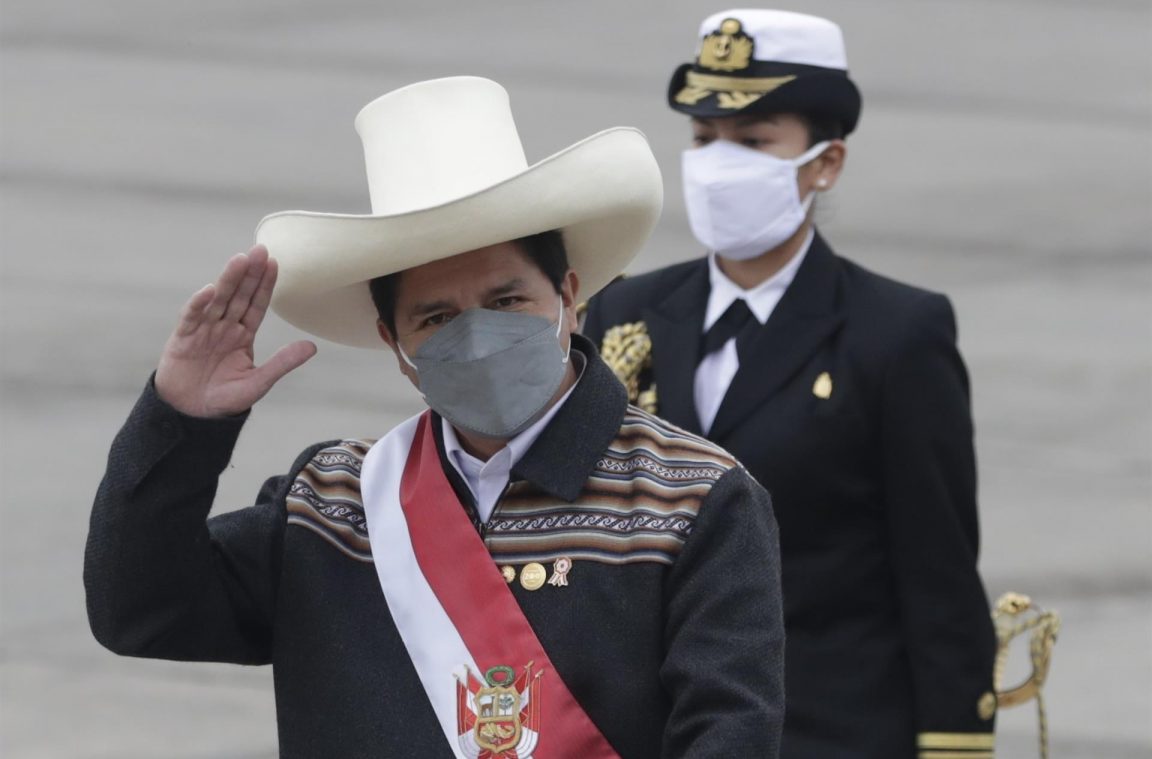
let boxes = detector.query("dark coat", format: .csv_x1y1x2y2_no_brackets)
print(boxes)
84,336,786,758
583,235,998,759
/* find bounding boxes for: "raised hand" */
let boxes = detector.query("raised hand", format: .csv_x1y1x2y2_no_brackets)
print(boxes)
155,245,317,418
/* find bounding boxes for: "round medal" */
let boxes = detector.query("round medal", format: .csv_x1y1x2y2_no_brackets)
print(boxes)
520,562,547,591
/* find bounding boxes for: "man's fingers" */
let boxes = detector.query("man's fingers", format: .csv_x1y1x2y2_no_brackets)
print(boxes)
223,246,269,324
252,340,317,393
175,284,217,336
205,253,251,321
242,254,279,331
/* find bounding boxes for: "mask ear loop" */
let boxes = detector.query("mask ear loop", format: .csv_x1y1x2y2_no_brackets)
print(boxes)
393,341,429,401
793,140,831,168
556,296,571,364
396,342,418,371
793,140,832,210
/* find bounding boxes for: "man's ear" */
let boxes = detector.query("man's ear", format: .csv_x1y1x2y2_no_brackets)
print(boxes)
377,319,397,349
560,269,581,332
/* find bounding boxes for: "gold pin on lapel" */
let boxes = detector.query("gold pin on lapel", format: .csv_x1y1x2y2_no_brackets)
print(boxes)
520,562,547,591
813,371,833,399
548,557,573,587
977,691,997,721
500,565,516,584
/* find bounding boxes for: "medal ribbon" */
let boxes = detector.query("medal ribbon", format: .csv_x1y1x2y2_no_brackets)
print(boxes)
400,412,620,758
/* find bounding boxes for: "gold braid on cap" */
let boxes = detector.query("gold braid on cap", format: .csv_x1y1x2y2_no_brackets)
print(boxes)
599,321,658,414
675,72,797,109
675,18,795,109
993,592,1061,759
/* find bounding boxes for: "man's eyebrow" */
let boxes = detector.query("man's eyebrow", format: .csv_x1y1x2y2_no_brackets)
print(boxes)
482,278,526,300
407,299,454,317
405,279,527,318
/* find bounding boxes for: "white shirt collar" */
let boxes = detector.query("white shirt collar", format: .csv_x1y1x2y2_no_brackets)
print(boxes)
703,227,814,331
441,350,586,522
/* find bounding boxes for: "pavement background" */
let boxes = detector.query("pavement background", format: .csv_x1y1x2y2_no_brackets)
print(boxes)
1,1,1149,757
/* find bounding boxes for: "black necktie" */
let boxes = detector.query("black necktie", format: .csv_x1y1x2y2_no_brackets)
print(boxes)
701,298,755,358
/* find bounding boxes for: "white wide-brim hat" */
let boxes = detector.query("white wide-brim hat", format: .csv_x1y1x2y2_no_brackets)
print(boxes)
257,76,663,349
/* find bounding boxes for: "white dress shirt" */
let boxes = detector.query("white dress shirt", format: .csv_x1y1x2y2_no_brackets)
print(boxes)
694,229,814,434
442,351,586,523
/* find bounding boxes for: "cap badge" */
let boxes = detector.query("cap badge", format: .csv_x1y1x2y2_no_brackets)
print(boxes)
698,18,754,72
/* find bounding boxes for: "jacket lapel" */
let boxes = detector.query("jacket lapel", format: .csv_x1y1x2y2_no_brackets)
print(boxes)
707,234,845,441
642,261,710,434
513,334,629,502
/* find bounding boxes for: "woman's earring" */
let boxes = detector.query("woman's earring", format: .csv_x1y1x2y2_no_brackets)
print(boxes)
816,178,829,189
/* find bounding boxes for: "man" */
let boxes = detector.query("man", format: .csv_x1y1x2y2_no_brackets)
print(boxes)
582,11,998,759
84,76,785,758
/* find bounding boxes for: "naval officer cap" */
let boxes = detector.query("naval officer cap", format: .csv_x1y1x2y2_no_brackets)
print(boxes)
668,9,862,135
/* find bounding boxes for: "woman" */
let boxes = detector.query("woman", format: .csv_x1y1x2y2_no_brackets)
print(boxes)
583,10,997,759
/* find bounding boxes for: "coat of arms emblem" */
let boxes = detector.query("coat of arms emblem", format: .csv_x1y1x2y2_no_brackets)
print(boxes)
698,18,754,71
456,663,542,758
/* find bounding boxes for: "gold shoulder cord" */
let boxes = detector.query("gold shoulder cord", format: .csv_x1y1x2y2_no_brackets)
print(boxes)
993,592,1061,759
577,276,659,414
599,321,657,414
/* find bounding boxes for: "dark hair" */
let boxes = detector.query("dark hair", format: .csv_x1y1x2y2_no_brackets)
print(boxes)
798,113,845,146
369,229,569,338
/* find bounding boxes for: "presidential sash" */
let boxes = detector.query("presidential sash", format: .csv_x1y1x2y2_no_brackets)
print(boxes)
361,412,620,759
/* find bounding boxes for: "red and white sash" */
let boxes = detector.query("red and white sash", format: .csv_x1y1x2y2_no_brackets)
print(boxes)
361,412,620,759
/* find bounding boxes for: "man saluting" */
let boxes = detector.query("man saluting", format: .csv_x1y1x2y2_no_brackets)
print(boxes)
84,77,785,758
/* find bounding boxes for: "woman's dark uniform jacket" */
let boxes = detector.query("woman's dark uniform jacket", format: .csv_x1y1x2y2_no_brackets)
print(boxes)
582,235,999,759
83,335,786,758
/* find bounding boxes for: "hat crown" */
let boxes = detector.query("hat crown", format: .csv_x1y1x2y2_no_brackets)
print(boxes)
354,77,528,215
696,9,847,70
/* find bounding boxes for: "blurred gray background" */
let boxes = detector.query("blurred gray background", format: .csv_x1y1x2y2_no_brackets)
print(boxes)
2,0,1149,756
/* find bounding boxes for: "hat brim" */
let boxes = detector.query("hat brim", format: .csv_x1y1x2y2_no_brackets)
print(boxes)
667,63,861,135
257,127,662,349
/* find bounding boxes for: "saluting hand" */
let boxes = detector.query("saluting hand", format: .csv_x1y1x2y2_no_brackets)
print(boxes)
155,244,317,418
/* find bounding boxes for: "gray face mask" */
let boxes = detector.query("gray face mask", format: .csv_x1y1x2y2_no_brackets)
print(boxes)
397,299,571,439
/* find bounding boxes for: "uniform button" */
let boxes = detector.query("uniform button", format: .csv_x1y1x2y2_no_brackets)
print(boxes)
977,691,997,720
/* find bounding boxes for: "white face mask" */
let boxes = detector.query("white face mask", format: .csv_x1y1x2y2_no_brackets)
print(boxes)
682,140,830,261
